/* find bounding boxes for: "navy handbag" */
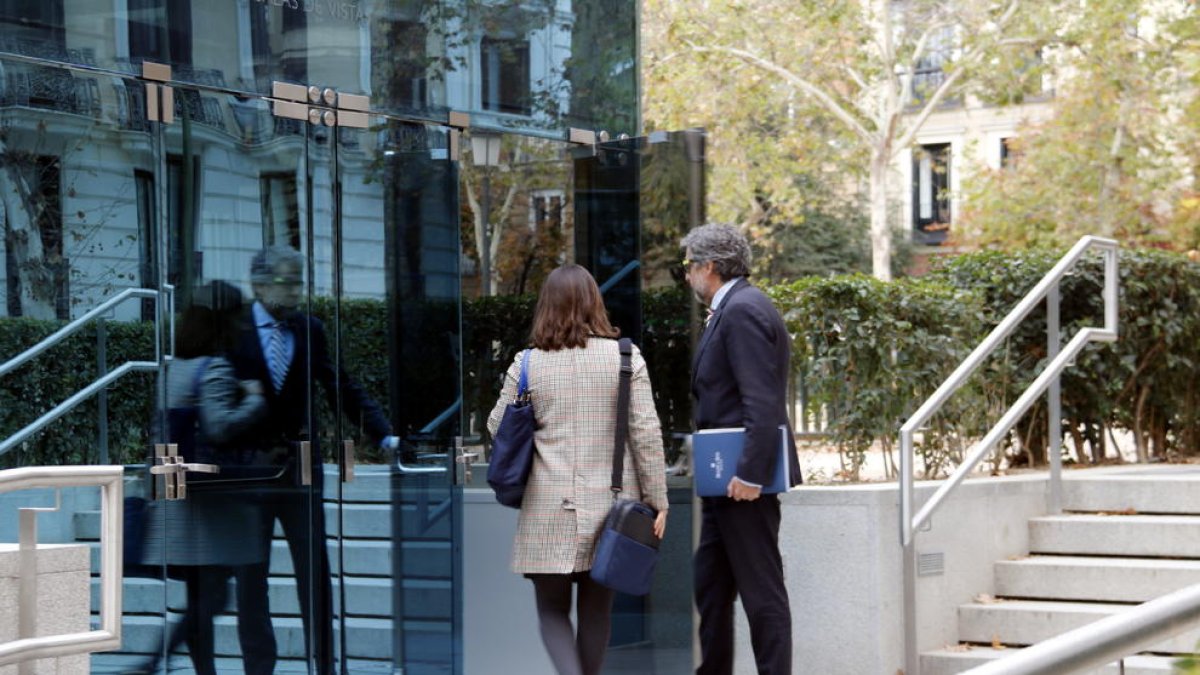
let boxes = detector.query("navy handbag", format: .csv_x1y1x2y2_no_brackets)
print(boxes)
488,349,536,507
590,338,661,596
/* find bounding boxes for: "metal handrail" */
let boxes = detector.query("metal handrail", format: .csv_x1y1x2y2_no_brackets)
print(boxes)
0,361,160,457
0,288,162,459
0,288,159,377
0,465,124,666
899,236,1119,675
963,582,1200,675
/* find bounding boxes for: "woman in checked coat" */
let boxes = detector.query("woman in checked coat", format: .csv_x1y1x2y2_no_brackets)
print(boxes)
487,264,669,675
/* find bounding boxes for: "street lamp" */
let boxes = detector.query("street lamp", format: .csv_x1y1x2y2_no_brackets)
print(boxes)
470,132,502,296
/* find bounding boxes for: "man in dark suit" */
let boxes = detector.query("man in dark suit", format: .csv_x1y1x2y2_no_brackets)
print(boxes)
230,246,398,675
683,223,802,675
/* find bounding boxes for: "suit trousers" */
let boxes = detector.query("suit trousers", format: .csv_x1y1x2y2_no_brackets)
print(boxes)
694,495,792,675
238,482,335,675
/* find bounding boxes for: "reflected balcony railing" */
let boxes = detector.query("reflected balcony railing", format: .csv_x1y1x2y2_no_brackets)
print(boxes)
0,66,101,117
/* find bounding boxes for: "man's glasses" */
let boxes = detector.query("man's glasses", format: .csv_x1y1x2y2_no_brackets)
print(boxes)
271,276,303,287
681,257,704,272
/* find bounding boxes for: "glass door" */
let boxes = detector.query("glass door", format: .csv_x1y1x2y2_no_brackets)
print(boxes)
318,109,462,674
455,129,704,674
150,78,321,675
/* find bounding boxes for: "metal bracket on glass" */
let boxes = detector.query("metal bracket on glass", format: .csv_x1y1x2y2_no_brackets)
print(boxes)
300,441,313,486
342,440,355,483
448,111,470,129
145,82,174,124
150,444,218,501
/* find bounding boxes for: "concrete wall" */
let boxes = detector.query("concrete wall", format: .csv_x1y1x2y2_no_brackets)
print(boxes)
0,543,91,674
734,475,1051,674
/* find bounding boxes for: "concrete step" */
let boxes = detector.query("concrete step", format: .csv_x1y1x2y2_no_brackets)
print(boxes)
97,612,450,662
957,599,1200,654
1030,514,1200,558
994,556,1200,602
96,574,449,619
1063,471,1200,514
921,646,1175,675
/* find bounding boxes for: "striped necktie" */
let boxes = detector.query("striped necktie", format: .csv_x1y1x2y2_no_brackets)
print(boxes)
267,322,289,392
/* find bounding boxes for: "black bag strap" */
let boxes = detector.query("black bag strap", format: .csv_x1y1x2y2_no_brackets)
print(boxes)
610,338,633,497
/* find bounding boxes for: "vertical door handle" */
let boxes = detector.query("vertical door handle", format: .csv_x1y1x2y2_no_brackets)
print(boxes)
342,439,355,483
300,441,313,486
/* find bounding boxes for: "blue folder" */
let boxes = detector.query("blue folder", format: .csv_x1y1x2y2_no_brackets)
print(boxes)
692,425,790,497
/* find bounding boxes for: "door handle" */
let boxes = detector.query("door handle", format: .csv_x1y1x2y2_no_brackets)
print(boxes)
300,440,312,486
342,439,355,483
151,443,218,500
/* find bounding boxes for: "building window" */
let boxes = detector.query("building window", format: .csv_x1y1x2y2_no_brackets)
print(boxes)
135,169,157,320
913,143,951,245
166,155,201,288
0,0,65,54
530,190,563,232
261,173,300,250
910,26,956,107
1000,137,1021,168
3,156,65,318
481,36,531,115
127,0,193,67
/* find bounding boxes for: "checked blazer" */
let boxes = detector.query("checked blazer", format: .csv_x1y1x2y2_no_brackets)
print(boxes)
487,337,668,575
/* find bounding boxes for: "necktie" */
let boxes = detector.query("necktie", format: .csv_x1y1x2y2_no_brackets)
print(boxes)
705,307,715,327
267,322,289,392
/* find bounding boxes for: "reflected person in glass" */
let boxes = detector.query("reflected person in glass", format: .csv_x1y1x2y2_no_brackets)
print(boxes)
228,246,400,675
487,264,669,675
134,280,268,675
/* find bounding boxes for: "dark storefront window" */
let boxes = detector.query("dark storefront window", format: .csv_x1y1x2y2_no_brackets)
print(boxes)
913,143,951,245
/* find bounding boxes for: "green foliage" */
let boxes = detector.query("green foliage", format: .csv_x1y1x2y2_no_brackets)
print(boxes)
7,248,1200,479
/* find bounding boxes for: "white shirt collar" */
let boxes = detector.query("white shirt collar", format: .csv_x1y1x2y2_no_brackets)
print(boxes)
710,277,742,312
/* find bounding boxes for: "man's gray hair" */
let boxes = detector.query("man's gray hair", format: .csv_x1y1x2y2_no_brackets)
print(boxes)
681,223,752,280
250,246,303,284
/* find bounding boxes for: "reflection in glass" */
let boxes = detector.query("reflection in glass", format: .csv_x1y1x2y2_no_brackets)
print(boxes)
0,0,637,135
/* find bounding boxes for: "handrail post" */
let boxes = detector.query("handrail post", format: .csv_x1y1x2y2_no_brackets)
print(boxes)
97,318,109,466
1047,282,1062,514
901,428,918,674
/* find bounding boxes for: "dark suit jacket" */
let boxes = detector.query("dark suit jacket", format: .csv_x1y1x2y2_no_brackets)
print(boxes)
692,278,802,488
229,307,390,484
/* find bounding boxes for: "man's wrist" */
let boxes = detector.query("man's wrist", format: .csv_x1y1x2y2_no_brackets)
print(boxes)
732,476,763,489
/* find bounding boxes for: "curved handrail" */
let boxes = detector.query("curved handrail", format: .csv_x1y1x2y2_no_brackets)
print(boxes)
0,361,160,458
0,465,124,666
899,236,1119,675
900,235,1118,546
0,288,159,378
0,288,164,459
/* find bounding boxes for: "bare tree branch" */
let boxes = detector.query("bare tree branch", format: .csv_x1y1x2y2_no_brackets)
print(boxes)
688,42,875,142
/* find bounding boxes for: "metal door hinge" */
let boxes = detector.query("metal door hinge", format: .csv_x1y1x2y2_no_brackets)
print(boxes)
145,82,174,124
342,439,356,483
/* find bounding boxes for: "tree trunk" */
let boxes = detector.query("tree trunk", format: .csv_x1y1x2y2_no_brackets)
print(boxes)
869,153,893,281
0,159,54,319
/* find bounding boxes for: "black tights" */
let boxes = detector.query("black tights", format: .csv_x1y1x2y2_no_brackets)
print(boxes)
529,572,615,675
146,566,231,675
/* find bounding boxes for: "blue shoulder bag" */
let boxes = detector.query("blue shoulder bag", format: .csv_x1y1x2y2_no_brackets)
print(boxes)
590,338,661,596
488,349,536,508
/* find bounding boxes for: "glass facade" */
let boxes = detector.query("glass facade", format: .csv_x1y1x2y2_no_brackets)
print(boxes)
0,0,638,138
0,4,703,674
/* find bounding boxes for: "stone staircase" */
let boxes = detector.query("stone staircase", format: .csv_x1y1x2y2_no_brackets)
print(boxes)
922,468,1200,674
76,465,454,673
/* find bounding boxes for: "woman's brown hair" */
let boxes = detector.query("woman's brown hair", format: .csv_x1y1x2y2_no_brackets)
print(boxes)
530,265,619,350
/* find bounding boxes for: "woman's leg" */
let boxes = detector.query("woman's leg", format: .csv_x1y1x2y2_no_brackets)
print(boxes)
530,574,583,675
574,574,614,675
181,566,230,675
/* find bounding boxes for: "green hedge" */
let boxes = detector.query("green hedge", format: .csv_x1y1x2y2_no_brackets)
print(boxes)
4,249,1199,477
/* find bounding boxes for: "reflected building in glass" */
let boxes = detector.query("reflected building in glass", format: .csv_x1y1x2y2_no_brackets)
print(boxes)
0,2,700,674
